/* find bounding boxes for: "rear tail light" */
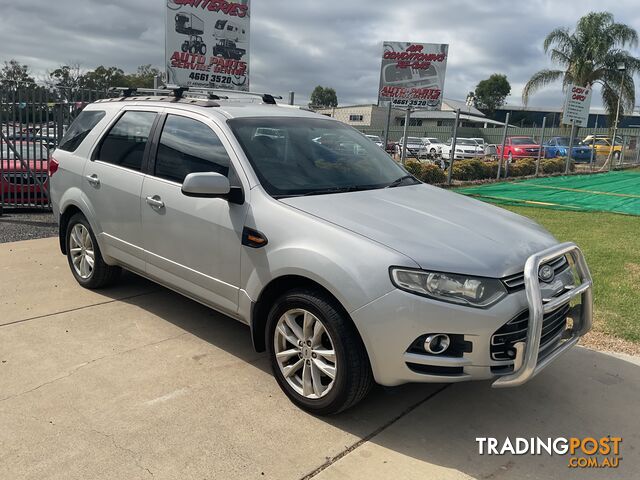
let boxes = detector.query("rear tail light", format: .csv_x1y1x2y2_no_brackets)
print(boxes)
48,156,59,176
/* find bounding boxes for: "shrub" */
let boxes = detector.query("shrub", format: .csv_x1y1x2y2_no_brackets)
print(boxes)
404,159,423,178
540,158,574,174
451,159,498,181
508,158,537,177
420,163,447,184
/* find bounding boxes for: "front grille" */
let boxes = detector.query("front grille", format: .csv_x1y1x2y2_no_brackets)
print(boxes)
490,302,571,361
502,255,568,292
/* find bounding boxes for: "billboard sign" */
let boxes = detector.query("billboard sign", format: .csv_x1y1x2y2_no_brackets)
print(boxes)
166,0,250,90
562,84,592,127
378,41,449,109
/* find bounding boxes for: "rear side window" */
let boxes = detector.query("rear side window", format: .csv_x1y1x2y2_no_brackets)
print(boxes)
58,110,105,152
97,111,156,172
155,115,231,184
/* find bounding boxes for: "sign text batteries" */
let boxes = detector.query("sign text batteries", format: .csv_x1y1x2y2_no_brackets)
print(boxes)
165,0,250,91
378,42,449,109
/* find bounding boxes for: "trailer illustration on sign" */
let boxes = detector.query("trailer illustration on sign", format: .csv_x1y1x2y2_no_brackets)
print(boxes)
165,0,250,90
378,41,449,110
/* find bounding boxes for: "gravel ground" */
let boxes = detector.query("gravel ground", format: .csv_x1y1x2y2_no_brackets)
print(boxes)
0,208,58,243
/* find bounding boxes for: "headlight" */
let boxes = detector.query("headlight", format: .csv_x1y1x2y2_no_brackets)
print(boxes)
456,148,463,152
390,268,507,308
514,148,523,153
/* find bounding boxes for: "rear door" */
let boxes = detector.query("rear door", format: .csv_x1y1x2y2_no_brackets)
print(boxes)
83,108,159,271
140,111,248,314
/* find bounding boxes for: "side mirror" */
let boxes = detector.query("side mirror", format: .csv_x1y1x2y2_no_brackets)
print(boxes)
182,172,231,198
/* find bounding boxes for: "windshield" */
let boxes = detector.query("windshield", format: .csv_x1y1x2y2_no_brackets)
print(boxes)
229,117,412,197
510,137,536,145
366,135,382,142
455,139,476,146
425,138,439,143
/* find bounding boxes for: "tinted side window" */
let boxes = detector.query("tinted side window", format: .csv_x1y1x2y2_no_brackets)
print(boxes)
97,111,156,171
155,115,231,184
58,110,105,152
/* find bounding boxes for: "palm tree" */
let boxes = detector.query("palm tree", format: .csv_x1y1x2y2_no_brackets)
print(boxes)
523,12,640,124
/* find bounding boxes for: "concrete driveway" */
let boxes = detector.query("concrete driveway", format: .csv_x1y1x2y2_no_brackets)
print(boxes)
1,238,638,480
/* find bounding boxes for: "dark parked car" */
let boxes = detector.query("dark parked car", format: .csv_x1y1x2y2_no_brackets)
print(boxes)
544,137,592,162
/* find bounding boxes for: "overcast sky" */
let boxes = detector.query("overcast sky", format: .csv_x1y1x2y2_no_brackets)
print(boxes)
2,0,639,109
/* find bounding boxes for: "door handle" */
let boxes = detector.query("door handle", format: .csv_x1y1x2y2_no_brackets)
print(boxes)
86,174,100,187
145,195,165,209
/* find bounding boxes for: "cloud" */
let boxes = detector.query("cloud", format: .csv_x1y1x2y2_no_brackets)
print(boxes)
1,0,639,109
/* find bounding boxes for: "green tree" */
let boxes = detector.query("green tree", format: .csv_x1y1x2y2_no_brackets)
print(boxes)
47,64,84,99
0,60,35,89
82,66,126,91
473,74,511,113
309,86,338,108
523,11,640,124
125,65,162,88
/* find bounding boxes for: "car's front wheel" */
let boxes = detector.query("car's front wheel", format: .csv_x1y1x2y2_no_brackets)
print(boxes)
267,289,373,415
66,213,120,289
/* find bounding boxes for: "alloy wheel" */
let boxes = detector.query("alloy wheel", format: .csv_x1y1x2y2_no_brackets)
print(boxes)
69,224,95,279
273,309,337,399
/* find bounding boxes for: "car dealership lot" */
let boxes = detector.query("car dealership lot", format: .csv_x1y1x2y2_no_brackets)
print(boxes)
1,237,638,480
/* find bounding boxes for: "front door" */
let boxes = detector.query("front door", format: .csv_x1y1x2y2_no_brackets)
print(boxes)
140,112,248,314
83,109,158,271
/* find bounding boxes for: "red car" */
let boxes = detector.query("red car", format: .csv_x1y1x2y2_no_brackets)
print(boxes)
496,136,541,161
1,142,51,207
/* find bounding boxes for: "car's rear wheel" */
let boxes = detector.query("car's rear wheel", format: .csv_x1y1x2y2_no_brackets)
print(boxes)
266,289,373,415
66,213,120,289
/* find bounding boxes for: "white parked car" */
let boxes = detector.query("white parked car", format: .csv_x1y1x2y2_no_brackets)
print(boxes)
441,138,484,160
365,134,384,149
418,137,446,159
396,137,423,157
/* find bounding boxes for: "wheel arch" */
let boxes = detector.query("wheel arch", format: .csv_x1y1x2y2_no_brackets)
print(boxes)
250,275,360,354
57,193,102,256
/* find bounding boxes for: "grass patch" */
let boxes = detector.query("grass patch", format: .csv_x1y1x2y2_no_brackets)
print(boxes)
504,206,640,343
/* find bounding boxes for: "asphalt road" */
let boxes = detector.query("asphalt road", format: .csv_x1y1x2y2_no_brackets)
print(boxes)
1,238,638,480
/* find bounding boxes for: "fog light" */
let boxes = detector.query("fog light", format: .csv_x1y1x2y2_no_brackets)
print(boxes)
424,334,451,355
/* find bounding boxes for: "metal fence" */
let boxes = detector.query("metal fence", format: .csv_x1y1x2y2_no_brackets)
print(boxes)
357,123,640,174
0,87,108,211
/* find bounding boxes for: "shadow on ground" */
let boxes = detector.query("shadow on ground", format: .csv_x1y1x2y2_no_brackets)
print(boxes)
99,272,639,479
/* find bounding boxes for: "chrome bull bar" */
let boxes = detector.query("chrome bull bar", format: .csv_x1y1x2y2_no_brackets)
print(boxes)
492,242,593,388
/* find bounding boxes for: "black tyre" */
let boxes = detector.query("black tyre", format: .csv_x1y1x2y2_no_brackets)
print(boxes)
181,42,189,53
66,213,120,289
613,151,621,161
199,44,207,55
266,288,374,415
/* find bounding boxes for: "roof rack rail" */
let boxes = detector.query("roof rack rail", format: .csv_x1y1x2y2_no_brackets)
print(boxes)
187,87,283,105
110,85,189,98
108,85,283,105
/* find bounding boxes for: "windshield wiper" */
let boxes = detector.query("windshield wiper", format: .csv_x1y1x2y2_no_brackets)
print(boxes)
386,175,418,188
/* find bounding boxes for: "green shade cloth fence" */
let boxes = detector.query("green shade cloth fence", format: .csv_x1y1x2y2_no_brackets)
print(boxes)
458,170,640,216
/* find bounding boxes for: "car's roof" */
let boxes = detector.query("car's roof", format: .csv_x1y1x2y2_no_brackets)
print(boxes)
88,97,329,122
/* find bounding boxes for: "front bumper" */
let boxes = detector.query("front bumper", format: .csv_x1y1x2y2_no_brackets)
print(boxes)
351,242,592,387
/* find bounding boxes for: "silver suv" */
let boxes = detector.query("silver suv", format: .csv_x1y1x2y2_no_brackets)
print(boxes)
50,90,593,415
